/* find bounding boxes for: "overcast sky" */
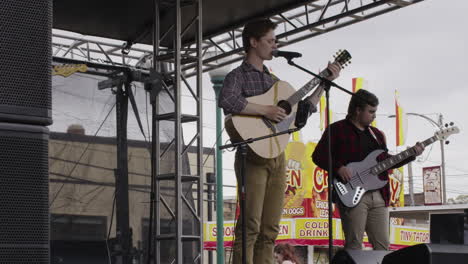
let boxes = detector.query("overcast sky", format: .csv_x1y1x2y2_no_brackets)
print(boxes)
197,0,468,199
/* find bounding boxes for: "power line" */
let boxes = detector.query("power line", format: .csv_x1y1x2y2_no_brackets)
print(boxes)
49,102,116,208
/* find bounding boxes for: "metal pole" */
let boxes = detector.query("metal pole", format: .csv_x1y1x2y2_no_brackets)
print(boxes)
438,114,447,204
389,112,448,204
175,0,183,261
325,87,334,262
115,80,132,264
211,76,225,264
207,174,214,264
407,159,415,206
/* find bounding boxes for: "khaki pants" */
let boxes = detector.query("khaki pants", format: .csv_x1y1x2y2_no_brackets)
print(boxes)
232,152,286,264
338,190,389,250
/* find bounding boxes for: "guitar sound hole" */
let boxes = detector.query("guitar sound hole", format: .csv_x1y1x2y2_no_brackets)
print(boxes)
277,100,292,115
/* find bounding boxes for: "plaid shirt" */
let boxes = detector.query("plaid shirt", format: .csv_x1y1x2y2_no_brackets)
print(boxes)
218,61,277,114
312,118,414,206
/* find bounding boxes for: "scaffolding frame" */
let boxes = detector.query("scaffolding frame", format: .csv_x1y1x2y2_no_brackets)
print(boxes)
52,0,425,76
147,0,204,263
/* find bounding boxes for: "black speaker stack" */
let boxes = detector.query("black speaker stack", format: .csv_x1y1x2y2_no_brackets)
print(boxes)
333,244,468,264
331,249,390,264
382,243,468,264
0,0,52,263
331,244,468,264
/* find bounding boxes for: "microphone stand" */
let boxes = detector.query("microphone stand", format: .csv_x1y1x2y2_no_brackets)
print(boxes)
284,56,354,262
219,126,302,264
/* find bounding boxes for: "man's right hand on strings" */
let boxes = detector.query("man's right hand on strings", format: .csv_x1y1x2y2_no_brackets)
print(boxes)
337,166,353,183
263,105,287,122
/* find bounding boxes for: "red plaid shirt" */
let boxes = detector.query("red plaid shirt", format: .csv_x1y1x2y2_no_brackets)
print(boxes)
312,118,414,206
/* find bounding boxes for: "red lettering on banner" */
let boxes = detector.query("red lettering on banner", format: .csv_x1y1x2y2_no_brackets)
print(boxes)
224,226,235,237
282,207,305,216
319,210,329,218
304,221,328,229
291,170,302,188
286,169,303,189
315,200,328,209
313,167,328,193
400,230,429,243
299,229,328,237
390,178,400,203
213,226,236,238
401,230,411,241
279,225,289,235
286,169,292,185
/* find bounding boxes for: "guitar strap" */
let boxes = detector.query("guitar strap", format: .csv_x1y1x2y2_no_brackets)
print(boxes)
270,72,280,82
368,126,388,152
269,81,282,158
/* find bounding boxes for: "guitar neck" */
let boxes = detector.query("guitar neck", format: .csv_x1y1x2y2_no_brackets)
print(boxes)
286,68,331,106
372,135,438,175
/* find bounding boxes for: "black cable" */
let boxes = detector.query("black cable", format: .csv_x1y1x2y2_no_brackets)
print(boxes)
127,81,148,142
106,189,117,264
49,102,116,208
202,127,226,167
145,92,151,142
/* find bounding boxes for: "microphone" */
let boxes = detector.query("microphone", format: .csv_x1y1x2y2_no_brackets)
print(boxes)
272,50,302,60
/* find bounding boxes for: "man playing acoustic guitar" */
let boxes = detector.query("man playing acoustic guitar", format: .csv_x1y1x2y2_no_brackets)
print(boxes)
219,19,341,264
312,89,424,250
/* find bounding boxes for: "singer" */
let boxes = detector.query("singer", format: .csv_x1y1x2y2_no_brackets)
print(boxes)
218,19,340,264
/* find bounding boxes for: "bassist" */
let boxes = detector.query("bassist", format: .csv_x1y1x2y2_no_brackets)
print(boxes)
312,89,424,250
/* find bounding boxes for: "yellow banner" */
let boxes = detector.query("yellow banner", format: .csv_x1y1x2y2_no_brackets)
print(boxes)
392,226,430,246
295,218,343,240
395,90,406,146
203,220,429,248
319,96,333,131
204,221,235,242
52,64,88,77
389,167,405,207
277,219,294,240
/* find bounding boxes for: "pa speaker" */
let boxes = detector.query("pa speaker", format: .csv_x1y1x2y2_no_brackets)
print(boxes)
430,213,464,244
382,243,468,264
0,123,49,263
51,240,109,264
331,249,390,264
0,0,52,125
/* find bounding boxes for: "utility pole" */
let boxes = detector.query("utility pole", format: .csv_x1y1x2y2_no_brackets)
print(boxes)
438,114,447,204
389,112,448,204
407,160,415,206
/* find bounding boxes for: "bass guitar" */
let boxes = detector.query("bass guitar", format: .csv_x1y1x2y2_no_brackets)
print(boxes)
334,125,459,208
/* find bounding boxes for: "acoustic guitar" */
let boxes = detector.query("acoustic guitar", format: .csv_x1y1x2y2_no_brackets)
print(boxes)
225,50,352,158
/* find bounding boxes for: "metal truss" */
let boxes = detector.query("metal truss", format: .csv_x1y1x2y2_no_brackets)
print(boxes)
52,30,154,70
148,0,204,263
52,0,426,77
